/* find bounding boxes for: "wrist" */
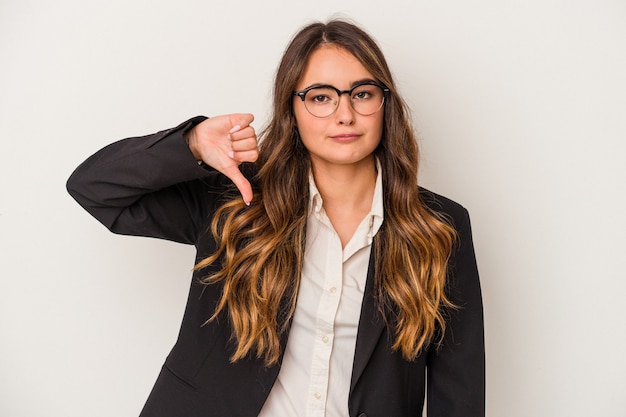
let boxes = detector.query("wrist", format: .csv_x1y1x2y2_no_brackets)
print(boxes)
184,129,203,161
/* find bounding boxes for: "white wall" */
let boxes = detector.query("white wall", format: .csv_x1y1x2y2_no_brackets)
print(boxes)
1,1,624,416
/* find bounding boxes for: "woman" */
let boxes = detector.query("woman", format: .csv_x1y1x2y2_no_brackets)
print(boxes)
67,20,484,417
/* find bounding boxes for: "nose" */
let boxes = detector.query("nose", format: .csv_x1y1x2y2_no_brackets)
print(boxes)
334,92,356,125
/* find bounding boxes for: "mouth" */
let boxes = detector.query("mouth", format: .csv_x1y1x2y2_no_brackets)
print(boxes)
330,134,361,142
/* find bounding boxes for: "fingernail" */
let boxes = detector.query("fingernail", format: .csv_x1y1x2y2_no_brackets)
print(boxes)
229,125,241,134
228,150,234,159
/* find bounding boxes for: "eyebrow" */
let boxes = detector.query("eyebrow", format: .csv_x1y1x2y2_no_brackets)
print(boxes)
301,78,379,91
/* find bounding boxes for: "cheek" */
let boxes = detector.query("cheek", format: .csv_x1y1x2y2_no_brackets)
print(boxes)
370,113,384,140
293,104,309,135
294,110,325,141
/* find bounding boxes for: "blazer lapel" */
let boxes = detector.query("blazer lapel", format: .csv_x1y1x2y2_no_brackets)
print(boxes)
350,248,386,392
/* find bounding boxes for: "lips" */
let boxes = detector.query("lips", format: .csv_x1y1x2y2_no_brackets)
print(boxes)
329,133,361,142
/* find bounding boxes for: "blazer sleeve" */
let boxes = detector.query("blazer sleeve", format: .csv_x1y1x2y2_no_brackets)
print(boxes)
66,116,228,245
426,201,485,417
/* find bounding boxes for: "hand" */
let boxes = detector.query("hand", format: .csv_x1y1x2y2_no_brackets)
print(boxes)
187,114,258,205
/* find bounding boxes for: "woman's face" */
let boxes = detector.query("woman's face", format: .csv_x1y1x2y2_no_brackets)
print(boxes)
293,45,384,172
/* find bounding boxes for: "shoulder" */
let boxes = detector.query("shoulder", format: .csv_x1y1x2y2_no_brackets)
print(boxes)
419,188,478,282
418,187,469,224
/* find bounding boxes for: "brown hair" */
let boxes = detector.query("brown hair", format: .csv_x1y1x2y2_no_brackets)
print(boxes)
196,19,457,366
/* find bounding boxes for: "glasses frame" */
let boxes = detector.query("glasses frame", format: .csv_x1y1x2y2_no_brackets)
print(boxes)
293,81,390,118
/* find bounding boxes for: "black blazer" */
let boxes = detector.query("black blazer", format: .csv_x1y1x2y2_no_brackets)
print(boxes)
67,117,485,417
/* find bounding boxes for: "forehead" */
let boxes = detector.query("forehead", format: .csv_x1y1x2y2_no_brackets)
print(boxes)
297,44,375,89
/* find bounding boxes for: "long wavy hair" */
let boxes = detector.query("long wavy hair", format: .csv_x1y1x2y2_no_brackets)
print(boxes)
196,20,457,366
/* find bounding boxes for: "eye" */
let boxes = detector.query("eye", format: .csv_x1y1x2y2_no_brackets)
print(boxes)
309,94,334,104
305,87,337,106
352,86,377,101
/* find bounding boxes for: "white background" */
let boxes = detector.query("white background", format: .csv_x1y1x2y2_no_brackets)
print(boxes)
1,1,625,416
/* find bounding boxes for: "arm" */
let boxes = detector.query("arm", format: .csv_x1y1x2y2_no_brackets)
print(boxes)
427,205,485,417
66,114,258,245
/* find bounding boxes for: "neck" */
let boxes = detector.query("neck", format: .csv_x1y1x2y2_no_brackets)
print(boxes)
311,156,377,211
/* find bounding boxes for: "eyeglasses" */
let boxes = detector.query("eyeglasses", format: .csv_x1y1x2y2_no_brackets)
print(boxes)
294,81,389,118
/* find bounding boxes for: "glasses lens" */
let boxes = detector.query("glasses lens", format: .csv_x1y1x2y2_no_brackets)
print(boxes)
302,84,386,117
303,87,339,118
351,84,385,116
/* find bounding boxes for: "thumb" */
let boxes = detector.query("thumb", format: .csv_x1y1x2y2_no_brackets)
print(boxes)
222,165,253,206
229,113,254,130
